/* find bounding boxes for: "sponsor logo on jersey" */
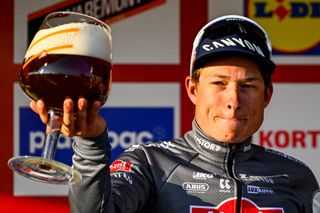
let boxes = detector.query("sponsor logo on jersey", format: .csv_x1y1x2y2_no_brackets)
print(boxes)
110,160,133,173
219,178,231,193
247,185,275,195
193,134,221,152
182,182,209,193
125,141,176,152
238,174,275,184
190,197,284,212
264,148,305,165
245,0,320,55
243,144,252,152
111,172,133,184
192,172,216,180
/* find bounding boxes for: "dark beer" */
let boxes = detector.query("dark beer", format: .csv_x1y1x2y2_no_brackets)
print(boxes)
20,54,112,111
8,12,113,185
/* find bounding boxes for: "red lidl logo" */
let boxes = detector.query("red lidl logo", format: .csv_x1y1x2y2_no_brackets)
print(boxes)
190,197,284,213
245,0,320,55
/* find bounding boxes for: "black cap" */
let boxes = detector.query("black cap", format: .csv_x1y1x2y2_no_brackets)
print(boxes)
190,15,275,75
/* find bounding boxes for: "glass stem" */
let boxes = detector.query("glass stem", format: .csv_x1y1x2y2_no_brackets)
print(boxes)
41,109,62,160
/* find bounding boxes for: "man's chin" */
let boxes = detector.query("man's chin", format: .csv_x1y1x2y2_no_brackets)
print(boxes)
214,131,247,144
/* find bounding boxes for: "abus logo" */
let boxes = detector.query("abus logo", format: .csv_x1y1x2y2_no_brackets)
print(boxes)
182,182,209,193
245,0,320,54
190,197,284,213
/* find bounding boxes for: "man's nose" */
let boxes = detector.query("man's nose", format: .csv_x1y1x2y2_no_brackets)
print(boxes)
226,85,241,111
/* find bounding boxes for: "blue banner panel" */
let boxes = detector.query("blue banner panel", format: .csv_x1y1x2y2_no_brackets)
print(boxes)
19,107,174,164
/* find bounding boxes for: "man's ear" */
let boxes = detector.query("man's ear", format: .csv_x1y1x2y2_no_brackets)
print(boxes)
185,76,197,105
264,84,273,108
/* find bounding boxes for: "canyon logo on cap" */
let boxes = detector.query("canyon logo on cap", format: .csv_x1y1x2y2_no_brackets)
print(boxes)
190,15,275,75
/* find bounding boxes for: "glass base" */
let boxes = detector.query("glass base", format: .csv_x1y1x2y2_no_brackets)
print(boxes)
8,156,82,184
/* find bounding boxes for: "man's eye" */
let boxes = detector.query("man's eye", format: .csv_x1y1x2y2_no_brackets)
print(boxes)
212,81,225,86
241,84,255,88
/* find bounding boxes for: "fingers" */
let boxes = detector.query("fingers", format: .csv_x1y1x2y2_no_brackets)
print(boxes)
62,99,74,128
30,100,48,124
88,100,102,124
62,98,88,136
31,98,105,137
76,98,88,134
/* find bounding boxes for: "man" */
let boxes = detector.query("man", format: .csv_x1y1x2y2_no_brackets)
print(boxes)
31,15,319,212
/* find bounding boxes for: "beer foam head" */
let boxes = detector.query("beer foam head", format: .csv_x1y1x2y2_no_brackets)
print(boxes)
25,22,112,62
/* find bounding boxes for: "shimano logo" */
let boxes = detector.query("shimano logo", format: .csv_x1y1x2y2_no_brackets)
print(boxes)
194,134,221,151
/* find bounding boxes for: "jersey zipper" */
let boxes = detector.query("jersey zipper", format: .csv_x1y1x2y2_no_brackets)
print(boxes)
227,145,242,213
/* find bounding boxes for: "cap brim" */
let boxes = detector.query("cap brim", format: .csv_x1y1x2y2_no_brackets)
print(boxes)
193,49,276,74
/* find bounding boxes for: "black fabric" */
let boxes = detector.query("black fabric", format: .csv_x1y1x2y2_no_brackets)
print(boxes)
69,120,319,212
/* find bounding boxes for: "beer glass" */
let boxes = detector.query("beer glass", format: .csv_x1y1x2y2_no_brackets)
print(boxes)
8,11,112,184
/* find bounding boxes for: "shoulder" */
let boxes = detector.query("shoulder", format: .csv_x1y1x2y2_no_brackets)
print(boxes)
117,136,197,166
125,140,179,153
252,144,317,179
256,145,306,165
123,135,193,154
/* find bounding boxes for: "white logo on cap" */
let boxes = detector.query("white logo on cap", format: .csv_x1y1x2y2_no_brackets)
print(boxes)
202,37,265,58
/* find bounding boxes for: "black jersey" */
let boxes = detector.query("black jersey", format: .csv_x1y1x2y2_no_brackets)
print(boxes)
69,120,319,213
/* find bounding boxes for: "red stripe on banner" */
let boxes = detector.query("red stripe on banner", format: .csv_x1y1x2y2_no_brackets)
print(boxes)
180,0,208,133
273,65,320,83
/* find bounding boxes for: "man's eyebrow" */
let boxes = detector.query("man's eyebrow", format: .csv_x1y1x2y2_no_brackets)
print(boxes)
243,77,260,82
209,74,260,81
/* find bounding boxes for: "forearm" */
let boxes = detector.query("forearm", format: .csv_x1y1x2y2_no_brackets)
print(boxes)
68,129,116,213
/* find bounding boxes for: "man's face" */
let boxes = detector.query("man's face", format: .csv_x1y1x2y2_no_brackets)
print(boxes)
186,55,273,143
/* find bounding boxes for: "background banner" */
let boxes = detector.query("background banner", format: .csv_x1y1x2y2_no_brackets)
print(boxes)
13,83,180,195
1,0,319,212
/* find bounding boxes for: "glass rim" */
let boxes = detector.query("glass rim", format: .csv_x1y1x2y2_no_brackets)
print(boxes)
43,11,111,33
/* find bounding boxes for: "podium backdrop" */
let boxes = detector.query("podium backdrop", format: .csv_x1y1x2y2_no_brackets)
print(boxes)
1,0,320,212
